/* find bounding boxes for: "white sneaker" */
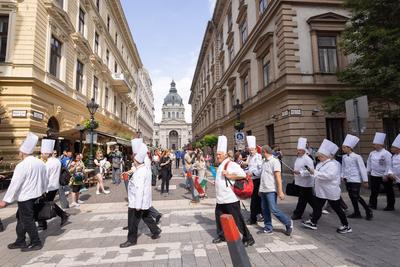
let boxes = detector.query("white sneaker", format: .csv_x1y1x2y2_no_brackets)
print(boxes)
322,209,330,214
77,200,85,204
96,190,100,195
103,190,110,194
71,202,80,207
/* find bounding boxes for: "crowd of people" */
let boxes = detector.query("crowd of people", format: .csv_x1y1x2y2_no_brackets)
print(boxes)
0,130,399,252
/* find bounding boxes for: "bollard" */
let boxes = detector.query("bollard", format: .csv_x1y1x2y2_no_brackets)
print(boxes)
220,214,252,267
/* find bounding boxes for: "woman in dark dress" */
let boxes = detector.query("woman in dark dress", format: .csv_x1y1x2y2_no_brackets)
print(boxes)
159,150,172,196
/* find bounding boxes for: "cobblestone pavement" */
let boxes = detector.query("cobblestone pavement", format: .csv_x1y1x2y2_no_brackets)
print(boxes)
0,167,400,266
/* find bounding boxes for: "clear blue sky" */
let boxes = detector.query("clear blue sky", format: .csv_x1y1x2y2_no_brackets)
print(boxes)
121,0,217,123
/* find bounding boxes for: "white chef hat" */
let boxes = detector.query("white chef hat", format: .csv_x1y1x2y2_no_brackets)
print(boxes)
41,139,55,154
297,137,307,150
131,138,143,154
246,136,256,149
20,132,39,155
317,139,339,157
134,143,148,163
342,134,360,149
373,132,386,145
217,136,227,153
392,134,400,149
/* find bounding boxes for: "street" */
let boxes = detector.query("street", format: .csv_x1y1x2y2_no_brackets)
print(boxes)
0,167,399,267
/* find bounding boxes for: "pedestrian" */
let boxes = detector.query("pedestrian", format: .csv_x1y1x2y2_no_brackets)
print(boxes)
388,134,400,191
234,151,244,168
193,152,207,198
110,145,123,185
159,150,172,196
58,151,72,208
185,147,199,203
257,145,293,236
272,145,283,161
0,133,47,251
212,136,255,247
367,132,394,210
175,150,180,168
120,143,161,248
94,150,110,195
227,150,234,161
302,139,352,234
341,134,373,220
245,136,263,225
37,139,69,231
169,150,176,170
69,154,86,207
291,137,316,220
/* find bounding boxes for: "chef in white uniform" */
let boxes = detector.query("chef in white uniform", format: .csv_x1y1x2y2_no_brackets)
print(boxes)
245,136,263,225
388,134,400,190
367,132,393,210
302,139,352,234
37,139,69,230
120,143,161,248
212,136,255,247
0,133,48,251
341,134,373,220
292,137,315,220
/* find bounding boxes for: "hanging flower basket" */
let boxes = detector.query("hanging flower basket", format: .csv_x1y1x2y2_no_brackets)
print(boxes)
83,119,99,130
234,120,245,131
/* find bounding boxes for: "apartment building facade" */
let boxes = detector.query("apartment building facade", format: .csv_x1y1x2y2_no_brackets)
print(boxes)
189,0,386,161
0,0,146,161
137,68,155,144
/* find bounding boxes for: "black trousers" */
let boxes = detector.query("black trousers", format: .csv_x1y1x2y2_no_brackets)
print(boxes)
16,198,41,246
369,175,395,209
175,158,180,168
127,208,160,243
292,186,315,218
250,178,262,223
161,176,170,193
346,182,371,215
311,197,348,226
148,206,161,219
215,201,252,241
38,190,67,227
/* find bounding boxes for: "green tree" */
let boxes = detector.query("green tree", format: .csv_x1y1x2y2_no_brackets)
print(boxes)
324,0,400,117
203,134,218,162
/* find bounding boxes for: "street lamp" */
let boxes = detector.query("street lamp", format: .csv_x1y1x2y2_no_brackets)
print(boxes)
233,98,244,131
86,98,99,169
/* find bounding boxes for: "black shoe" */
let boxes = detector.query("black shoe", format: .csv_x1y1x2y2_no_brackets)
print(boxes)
212,237,226,244
21,243,43,252
347,213,362,219
155,214,162,224
122,226,128,230
242,237,255,247
369,205,377,210
291,214,302,220
151,230,162,240
383,207,395,211
37,225,47,231
8,242,27,250
0,223,4,232
246,219,257,225
60,214,69,226
119,241,136,248
366,211,373,221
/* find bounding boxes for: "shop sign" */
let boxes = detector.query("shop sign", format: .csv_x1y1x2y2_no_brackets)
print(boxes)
290,109,302,116
12,110,27,118
281,110,289,117
32,111,44,120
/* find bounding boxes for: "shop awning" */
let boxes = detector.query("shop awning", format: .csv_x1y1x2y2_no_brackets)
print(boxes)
95,131,131,147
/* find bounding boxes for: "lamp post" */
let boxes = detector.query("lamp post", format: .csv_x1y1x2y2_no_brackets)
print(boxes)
86,98,99,169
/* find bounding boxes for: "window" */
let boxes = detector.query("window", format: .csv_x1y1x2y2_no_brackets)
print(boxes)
121,45,124,56
262,57,270,87
242,73,250,100
228,44,234,64
115,32,118,46
96,0,100,11
318,36,338,73
259,0,268,15
125,106,128,122
114,62,118,73
0,15,9,62
239,20,248,44
49,35,62,78
107,15,110,31
55,0,63,9
230,89,235,109
106,49,109,66
113,95,117,113
219,30,223,51
78,8,85,36
246,130,252,136
94,31,99,54
326,118,345,147
265,124,275,146
227,7,233,31
172,111,175,119
120,102,123,119
383,118,400,148
93,76,99,101
105,87,109,109
76,60,84,92
168,112,171,118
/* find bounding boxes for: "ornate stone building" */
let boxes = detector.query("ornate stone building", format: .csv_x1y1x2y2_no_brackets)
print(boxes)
189,0,385,163
0,0,146,162
153,81,192,150
137,68,155,144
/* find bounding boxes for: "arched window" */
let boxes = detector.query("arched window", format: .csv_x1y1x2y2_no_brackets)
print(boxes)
168,112,170,118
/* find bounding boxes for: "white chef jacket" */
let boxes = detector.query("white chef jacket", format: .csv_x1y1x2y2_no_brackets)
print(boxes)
128,164,152,210
46,157,61,191
312,159,341,201
367,149,392,177
341,152,368,183
294,154,314,188
215,158,246,204
388,154,400,183
247,153,262,179
144,156,151,170
3,156,48,203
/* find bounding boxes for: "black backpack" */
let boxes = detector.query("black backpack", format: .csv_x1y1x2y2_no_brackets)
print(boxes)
59,166,71,186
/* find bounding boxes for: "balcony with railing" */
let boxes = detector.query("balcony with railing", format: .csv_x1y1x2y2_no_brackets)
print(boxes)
111,73,131,94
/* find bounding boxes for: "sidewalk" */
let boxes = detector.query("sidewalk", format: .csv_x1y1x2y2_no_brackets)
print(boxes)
0,167,399,266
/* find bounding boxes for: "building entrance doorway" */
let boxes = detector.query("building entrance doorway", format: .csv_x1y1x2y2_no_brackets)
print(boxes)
169,130,179,150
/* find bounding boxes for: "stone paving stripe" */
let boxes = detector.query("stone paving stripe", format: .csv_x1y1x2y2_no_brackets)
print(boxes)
255,237,318,253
